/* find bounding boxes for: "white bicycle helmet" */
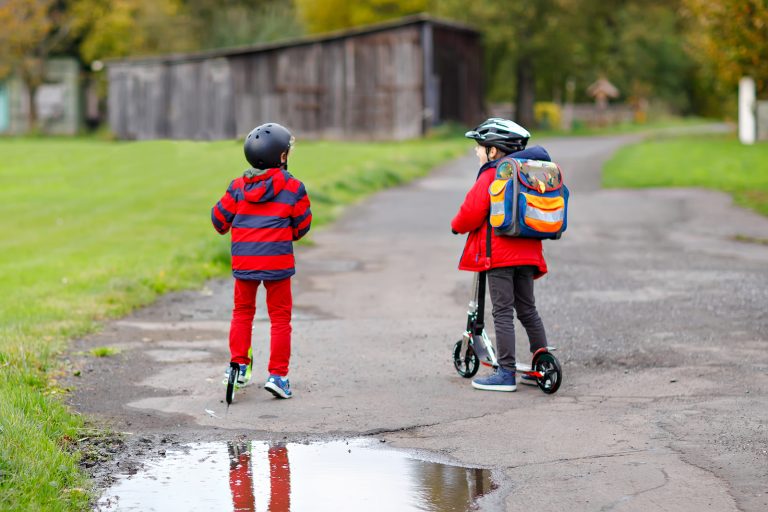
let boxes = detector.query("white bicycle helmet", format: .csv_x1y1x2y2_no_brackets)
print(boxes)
465,118,530,154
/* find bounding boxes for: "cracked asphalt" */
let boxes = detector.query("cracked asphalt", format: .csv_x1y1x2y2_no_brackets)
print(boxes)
68,132,768,511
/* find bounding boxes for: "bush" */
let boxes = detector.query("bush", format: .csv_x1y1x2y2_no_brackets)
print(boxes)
534,102,562,130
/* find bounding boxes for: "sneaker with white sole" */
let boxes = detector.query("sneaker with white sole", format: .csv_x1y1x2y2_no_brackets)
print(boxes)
471,367,516,392
264,375,292,399
223,364,250,387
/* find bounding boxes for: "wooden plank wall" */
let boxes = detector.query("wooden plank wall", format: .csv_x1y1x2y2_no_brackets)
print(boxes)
230,25,424,141
108,22,478,141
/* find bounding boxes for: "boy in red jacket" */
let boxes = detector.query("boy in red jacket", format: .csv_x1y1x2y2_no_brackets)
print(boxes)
212,123,312,399
451,118,550,392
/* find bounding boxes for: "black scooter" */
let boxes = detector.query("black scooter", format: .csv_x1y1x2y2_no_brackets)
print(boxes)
452,271,562,394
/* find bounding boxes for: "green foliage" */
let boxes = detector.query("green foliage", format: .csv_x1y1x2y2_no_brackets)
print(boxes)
603,134,768,216
683,0,768,96
433,0,576,125
295,0,428,33
71,0,195,62
183,0,304,49
0,0,75,128
581,1,694,112
433,0,716,118
0,0,54,80
0,135,466,511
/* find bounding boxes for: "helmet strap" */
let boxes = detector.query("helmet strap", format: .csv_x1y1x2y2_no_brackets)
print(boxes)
485,146,492,161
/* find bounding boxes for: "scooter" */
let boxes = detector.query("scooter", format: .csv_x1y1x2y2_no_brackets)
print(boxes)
452,271,563,394
225,347,254,405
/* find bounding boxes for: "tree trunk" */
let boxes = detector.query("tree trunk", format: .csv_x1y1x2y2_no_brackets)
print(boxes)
20,57,44,133
515,56,536,128
26,82,38,132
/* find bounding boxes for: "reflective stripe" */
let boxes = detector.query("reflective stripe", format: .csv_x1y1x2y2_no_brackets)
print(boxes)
524,192,564,232
525,205,564,223
489,180,508,228
523,193,564,211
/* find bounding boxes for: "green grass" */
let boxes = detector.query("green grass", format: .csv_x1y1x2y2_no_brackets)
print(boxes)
88,347,119,358
532,116,718,139
0,134,467,511
602,134,768,217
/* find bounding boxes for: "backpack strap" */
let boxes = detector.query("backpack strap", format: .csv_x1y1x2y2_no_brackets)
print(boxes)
485,221,492,269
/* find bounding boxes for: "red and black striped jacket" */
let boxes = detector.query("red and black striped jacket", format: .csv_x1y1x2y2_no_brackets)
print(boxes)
211,167,312,281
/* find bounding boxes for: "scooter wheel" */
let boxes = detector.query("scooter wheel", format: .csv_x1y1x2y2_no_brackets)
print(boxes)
453,340,479,378
225,362,239,405
533,352,562,394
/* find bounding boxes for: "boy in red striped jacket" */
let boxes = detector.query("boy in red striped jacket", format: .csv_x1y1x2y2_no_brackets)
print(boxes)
211,123,311,399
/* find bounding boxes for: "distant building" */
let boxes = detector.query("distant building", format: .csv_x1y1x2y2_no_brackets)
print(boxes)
106,15,483,141
0,57,81,135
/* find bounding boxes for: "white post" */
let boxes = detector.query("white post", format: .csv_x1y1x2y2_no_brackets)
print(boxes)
739,77,756,145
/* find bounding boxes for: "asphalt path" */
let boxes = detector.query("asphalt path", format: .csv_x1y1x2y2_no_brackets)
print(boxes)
70,133,768,511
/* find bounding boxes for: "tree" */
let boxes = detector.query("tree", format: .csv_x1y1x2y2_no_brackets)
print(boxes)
433,0,580,127
433,0,712,123
182,0,303,49
0,0,73,130
683,0,768,96
558,0,694,111
295,0,428,34
70,0,195,63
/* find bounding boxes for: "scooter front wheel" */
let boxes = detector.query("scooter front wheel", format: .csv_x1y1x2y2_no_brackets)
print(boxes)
453,340,479,378
225,362,240,404
533,352,562,394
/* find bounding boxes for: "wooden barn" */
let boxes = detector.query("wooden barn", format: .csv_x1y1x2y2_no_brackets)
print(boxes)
106,15,483,141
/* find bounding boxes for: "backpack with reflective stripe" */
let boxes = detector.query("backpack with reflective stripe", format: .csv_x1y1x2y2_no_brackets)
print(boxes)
489,157,569,240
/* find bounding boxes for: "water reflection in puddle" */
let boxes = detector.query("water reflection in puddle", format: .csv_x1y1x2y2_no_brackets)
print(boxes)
97,439,495,511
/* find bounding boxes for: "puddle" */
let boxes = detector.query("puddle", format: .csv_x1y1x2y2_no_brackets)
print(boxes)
97,439,495,511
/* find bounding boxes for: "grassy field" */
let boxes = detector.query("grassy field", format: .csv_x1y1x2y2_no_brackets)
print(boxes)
534,115,717,138
0,134,468,511
603,134,768,217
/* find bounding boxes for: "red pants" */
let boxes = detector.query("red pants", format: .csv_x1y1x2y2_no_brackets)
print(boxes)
268,445,291,512
229,278,292,376
228,444,290,512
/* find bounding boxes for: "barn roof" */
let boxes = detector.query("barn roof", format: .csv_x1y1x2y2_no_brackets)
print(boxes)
106,14,479,66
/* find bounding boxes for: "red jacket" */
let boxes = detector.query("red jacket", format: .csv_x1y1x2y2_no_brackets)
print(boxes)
451,161,547,278
212,167,311,281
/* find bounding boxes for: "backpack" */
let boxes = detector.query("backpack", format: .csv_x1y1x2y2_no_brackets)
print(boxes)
488,156,569,239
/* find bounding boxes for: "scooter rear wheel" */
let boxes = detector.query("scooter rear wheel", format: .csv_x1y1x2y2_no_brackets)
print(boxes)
453,340,479,378
533,352,562,394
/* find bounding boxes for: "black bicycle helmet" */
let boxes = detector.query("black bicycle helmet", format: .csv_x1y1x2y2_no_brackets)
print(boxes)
244,123,294,169
465,117,530,154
